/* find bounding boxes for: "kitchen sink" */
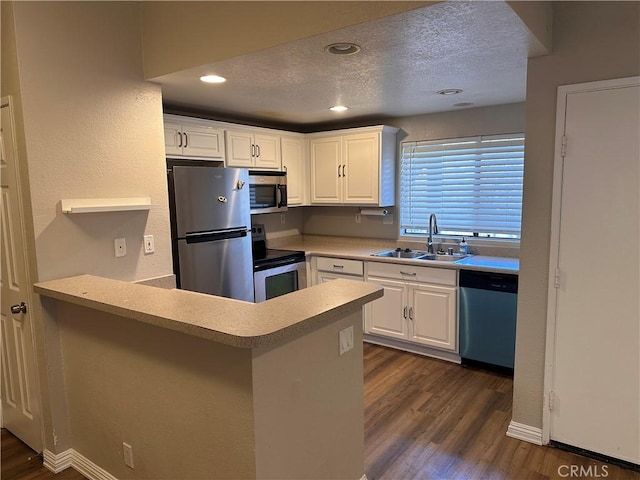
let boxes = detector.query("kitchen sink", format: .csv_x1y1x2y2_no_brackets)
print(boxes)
372,248,430,259
420,253,467,262
372,248,468,262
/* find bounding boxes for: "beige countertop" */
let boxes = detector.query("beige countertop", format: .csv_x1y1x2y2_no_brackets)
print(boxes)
272,235,519,274
34,274,383,348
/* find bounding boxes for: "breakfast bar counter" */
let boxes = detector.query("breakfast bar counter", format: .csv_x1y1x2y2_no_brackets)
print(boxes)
35,274,382,348
35,275,382,480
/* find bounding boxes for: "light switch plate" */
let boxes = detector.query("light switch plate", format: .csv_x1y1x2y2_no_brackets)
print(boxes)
143,235,154,254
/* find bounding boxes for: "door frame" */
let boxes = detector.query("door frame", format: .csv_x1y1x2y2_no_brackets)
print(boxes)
542,76,640,445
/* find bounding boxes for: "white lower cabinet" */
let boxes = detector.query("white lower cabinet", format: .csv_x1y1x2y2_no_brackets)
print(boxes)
366,262,458,352
315,257,364,284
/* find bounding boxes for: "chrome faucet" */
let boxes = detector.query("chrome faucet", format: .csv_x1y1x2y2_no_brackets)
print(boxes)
427,213,439,254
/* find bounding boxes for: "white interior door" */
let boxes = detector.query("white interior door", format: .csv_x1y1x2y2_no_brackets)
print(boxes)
548,79,639,463
1,97,42,451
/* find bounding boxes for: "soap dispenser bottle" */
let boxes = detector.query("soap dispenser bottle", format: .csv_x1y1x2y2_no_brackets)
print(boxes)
459,237,469,255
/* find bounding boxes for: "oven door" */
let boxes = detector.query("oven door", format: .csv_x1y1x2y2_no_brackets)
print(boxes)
254,261,306,303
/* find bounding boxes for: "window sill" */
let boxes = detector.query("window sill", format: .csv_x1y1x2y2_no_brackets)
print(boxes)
399,234,520,249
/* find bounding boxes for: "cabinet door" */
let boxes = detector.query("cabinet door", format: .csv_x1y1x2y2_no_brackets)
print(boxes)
410,283,457,351
254,132,281,170
164,121,183,156
282,136,306,205
182,124,224,159
226,130,254,167
366,277,408,340
342,132,379,204
310,137,342,204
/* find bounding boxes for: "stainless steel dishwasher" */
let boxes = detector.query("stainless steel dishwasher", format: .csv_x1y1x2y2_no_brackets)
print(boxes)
459,270,518,372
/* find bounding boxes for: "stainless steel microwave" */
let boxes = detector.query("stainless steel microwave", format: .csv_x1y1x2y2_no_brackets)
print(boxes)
249,170,287,214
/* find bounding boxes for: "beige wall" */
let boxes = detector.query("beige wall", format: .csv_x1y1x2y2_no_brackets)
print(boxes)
252,311,364,479
55,302,256,479
252,207,304,241
45,300,365,478
140,1,435,79
10,2,173,284
513,1,640,428
302,103,526,240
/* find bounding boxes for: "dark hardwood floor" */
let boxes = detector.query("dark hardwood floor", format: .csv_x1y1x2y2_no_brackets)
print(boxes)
363,343,638,480
2,344,638,479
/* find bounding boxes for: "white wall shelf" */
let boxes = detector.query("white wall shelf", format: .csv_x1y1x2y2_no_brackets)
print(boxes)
61,197,155,214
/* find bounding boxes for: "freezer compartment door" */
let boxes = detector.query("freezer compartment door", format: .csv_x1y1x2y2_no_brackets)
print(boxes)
172,166,250,237
177,234,254,302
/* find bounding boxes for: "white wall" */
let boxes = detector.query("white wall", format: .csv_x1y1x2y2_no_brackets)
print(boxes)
11,1,173,283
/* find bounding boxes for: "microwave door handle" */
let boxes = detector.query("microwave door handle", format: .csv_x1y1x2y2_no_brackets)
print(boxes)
276,185,282,207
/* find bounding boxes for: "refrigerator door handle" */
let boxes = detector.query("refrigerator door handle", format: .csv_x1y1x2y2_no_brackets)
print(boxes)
185,227,249,244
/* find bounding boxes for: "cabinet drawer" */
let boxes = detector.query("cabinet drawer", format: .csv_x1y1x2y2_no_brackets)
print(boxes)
367,261,456,286
317,257,364,276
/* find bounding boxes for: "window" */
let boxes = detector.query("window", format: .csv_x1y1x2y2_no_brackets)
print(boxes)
400,133,524,239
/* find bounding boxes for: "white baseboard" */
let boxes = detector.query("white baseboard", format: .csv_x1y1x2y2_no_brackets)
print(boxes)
43,449,73,473
43,449,117,480
506,420,543,445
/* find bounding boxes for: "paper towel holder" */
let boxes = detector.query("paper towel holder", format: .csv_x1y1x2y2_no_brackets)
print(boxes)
359,208,389,216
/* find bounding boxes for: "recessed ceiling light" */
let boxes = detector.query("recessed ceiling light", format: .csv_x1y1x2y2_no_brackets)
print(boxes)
325,43,361,55
453,102,475,108
200,75,226,84
437,88,463,95
329,105,348,112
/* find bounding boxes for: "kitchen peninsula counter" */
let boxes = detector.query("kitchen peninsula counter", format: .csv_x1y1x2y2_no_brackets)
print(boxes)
35,275,381,479
35,274,381,348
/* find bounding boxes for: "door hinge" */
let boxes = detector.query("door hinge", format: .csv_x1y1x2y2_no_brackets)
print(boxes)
554,268,561,288
561,135,567,157
548,391,555,411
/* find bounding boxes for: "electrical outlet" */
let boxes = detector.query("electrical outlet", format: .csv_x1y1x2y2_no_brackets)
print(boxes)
143,235,155,254
123,442,134,468
114,238,126,257
339,326,354,355
383,213,394,225
280,213,286,224
355,213,361,224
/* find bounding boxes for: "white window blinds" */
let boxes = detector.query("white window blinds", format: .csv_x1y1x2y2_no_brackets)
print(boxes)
400,133,525,239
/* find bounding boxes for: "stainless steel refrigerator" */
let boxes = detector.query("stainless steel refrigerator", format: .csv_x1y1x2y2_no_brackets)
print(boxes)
168,165,254,302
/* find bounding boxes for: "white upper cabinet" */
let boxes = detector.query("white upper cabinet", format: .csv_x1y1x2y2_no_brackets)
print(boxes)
310,135,342,203
309,126,398,206
164,115,224,160
226,128,281,170
281,134,308,206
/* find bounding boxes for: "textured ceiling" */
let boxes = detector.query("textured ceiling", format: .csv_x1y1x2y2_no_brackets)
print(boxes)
155,1,533,127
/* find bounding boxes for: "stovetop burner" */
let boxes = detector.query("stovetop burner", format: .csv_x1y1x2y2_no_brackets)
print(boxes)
251,224,305,272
